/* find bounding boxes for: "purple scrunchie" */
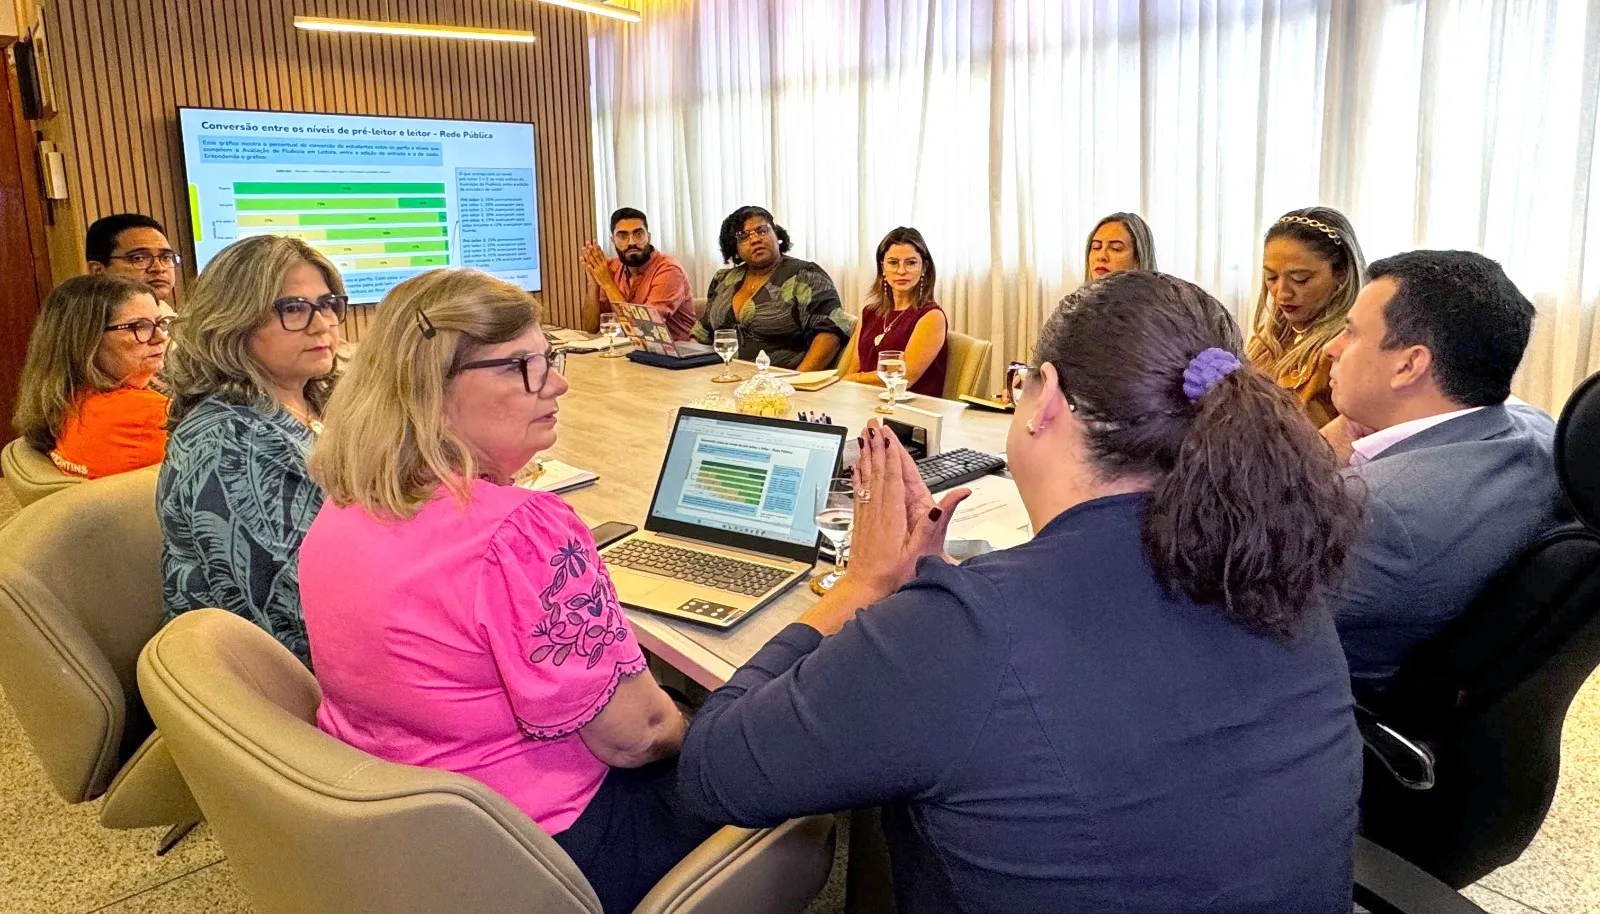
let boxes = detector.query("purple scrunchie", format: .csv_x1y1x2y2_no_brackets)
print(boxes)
1182,348,1242,403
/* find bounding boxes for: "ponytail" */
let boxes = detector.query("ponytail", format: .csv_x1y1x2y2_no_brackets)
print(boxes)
1142,370,1363,637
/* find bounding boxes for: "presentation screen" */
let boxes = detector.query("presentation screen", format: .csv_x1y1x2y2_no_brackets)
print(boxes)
178,108,541,302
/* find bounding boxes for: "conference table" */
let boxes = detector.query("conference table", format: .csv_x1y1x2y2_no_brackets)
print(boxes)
542,346,1030,690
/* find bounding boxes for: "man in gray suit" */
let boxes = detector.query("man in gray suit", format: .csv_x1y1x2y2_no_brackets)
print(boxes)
1321,250,1564,695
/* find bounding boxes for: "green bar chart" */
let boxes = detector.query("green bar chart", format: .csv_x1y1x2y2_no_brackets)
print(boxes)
230,180,453,276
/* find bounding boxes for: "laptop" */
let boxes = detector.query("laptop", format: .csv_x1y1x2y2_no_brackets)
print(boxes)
616,303,714,358
602,407,847,628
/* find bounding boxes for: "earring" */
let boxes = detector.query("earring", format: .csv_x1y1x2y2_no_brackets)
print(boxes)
1026,420,1037,436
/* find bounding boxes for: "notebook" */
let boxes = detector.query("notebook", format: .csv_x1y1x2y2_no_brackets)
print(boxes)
513,458,599,494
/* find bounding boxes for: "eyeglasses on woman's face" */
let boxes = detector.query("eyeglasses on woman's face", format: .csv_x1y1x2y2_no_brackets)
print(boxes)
104,315,176,343
271,293,349,331
454,348,568,395
735,223,775,243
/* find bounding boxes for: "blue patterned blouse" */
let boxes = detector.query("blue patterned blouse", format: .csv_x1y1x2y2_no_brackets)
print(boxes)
158,396,322,667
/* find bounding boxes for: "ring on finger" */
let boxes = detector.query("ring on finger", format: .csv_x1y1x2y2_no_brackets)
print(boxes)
858,488,873,503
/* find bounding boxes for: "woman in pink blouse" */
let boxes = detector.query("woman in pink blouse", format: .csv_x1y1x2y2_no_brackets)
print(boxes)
300,269,716,912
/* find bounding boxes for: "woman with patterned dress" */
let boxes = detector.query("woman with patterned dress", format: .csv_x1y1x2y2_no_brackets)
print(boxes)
300,269,717,914
692,205,854,370
157,235,348,667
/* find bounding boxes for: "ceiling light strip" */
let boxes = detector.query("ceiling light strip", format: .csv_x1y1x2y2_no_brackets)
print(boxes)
532,0,641,24
293,16,538,43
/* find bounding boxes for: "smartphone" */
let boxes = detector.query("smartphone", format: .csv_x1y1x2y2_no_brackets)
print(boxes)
589,521,638,550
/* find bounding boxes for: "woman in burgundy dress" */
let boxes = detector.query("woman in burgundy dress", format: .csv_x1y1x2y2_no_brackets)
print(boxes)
840,227,949,397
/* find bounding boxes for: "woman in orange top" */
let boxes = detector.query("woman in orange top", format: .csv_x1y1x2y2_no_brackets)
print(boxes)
12,273,175,478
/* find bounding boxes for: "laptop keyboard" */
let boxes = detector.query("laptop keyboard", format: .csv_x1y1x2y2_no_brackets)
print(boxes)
606,540,793,597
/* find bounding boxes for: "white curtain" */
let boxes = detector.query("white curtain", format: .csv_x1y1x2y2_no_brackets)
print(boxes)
589,0,1600,412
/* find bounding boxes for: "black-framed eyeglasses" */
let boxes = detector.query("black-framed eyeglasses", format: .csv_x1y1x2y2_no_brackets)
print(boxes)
104,315,177,343
272,294,348,331
735,224,774,243
453,349,568,395
109,249,182,269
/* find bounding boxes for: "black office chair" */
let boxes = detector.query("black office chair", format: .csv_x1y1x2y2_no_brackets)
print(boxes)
1358,371,1600,887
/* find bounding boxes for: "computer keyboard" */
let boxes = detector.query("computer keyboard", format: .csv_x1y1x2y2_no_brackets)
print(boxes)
916,448,1007,492
606,539,793,597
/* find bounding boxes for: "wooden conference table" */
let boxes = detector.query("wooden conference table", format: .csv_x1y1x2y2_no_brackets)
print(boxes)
543,349,1030,690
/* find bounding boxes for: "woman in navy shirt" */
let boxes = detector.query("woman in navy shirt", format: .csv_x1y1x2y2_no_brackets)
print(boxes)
677,270,1365,913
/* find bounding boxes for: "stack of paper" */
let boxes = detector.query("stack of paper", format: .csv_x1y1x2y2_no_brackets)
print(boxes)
788,370,842,391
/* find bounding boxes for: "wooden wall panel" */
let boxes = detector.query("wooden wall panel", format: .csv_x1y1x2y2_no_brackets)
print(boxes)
39,0,597,335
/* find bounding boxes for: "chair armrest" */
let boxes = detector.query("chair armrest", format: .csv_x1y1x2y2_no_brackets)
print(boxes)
1355,837,1488,914
1356,704,1436,790
631,816,837,914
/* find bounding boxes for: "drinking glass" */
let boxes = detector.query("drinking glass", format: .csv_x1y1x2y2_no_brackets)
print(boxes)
811,476,855,593
875,350,908,414
713,328,743,383
599,316,626,358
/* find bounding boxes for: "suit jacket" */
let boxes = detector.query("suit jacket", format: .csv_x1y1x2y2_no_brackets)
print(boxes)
1334,404,1563,693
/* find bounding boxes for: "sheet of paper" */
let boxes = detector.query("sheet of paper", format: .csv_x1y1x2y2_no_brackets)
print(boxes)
947,474,1032,541
957,520,1032,551
563,337,622,353
788,370,840,386
547,328,595,343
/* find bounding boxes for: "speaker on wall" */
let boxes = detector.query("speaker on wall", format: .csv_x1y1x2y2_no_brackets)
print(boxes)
12,39,43,121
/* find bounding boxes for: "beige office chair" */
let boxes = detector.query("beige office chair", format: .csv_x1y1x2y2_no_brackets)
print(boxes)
1,437,86,507
941,331,993,400
139,609,838,914
0,466,200,846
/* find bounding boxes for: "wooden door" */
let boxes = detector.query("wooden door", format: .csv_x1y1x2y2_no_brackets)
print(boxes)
0,50,49,445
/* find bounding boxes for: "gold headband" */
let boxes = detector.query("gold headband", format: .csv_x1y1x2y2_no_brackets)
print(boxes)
1276,215,1342,243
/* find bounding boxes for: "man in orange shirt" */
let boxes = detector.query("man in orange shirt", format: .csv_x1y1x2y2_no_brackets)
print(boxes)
580,207,696,341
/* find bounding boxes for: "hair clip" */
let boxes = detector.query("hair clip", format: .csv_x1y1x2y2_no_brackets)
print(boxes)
416,310,438,339
1276,215,1341,243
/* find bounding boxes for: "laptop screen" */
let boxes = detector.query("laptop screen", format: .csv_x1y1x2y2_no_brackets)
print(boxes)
646,408,846,561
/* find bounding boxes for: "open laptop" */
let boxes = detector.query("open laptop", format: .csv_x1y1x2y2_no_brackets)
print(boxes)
601,407,847,628
616,303,714,358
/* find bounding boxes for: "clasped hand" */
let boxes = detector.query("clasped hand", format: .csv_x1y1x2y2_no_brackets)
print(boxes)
799,420,970,636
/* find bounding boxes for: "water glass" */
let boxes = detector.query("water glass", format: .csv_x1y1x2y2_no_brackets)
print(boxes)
876,350,908,414
599,316,625,358
713,328,743,383
811,476,855,593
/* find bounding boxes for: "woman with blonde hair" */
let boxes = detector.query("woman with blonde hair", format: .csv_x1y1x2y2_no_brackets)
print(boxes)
838,226,949,397
12,273,174,477
158,234,347,666
1245,206,1366,426
300,269,715,913
1083,212,1158,280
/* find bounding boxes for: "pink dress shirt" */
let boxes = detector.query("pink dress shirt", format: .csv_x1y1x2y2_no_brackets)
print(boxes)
300,479,647,833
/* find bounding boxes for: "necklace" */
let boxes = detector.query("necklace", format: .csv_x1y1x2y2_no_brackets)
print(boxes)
283,402,323,436
874,304,915,347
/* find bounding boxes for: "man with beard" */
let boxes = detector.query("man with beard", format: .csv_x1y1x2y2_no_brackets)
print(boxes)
581,207,696,341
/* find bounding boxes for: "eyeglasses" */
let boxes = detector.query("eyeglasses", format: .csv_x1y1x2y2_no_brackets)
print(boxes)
108,249,182,269
734,224,774,243
454,349,568,395
104,315,176,343
272,294,349,331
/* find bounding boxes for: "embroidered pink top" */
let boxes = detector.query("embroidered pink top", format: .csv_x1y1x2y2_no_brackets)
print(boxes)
300,479,647,833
